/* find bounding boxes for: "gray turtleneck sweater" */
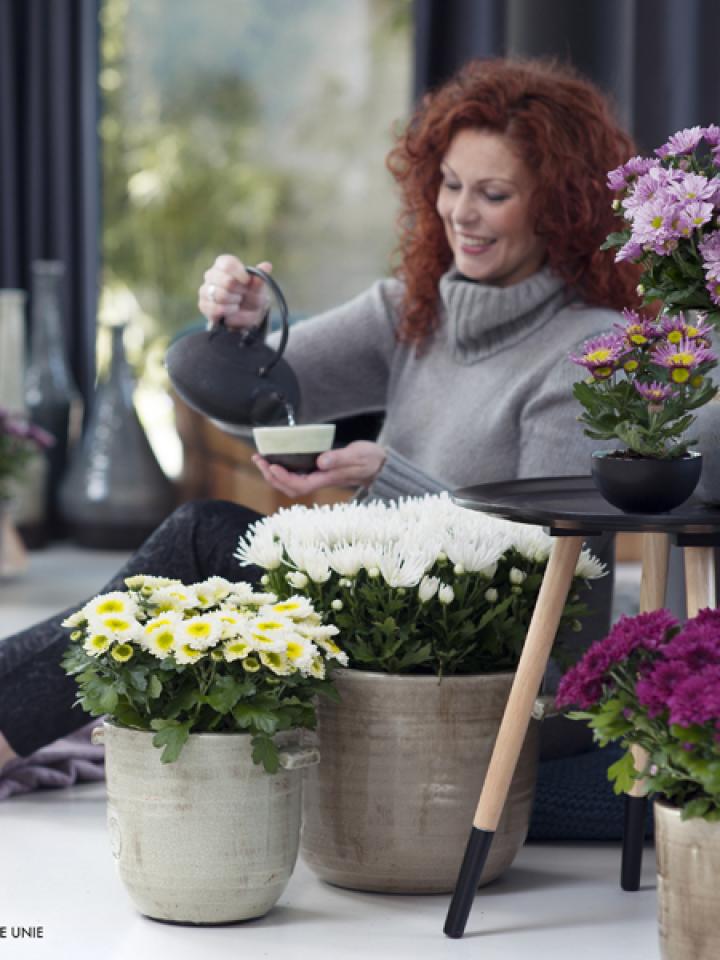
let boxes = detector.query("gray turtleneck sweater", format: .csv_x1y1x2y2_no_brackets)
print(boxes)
280,266,622,500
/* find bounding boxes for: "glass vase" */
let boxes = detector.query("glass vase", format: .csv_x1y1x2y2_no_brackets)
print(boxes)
25,261,83,534
59,323,177,549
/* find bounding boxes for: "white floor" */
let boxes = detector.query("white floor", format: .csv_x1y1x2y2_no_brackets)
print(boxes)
0,546,660,959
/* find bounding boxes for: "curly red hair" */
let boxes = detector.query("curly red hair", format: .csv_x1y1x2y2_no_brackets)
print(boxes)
386,56,643,345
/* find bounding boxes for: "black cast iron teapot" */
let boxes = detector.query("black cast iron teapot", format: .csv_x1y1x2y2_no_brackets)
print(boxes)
165,266,301,433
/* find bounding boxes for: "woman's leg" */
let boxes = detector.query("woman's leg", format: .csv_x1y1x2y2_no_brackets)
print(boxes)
0,499,263,760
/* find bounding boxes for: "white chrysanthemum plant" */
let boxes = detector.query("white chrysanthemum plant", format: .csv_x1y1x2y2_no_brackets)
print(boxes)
61,576,347,770
235,493,606,677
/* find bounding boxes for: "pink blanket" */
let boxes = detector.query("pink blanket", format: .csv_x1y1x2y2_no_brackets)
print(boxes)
0,721,105,800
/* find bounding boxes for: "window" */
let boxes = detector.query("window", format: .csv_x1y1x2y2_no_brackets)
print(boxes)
100,0,412,474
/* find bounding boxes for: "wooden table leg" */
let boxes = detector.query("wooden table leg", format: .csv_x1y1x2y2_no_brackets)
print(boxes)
444,535,583,939
621,532,670,891
684,546,717,616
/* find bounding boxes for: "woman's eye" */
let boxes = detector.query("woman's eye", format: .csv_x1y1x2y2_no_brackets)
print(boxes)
486,193,509,203
442,180,461,191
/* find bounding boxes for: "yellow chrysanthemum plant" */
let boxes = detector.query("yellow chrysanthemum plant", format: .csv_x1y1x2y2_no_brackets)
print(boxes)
60,575,347,771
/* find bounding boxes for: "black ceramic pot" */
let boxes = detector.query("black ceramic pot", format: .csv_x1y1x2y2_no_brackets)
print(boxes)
591,451,702,513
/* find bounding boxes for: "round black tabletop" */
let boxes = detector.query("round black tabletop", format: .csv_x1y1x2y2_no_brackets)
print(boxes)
452,476,720,545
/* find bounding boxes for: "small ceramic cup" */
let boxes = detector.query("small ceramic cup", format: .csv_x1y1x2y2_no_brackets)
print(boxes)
253,424,336,473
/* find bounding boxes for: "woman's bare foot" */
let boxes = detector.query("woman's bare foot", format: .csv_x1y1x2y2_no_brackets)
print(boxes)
0,732,17,772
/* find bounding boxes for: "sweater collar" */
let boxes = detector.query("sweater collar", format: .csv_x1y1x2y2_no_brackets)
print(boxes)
438,266,568,364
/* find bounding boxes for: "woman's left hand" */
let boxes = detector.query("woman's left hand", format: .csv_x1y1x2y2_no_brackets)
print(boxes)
252,441,387,498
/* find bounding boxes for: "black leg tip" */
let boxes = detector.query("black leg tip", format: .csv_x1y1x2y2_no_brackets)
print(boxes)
621,795,648,891
443,827,494,939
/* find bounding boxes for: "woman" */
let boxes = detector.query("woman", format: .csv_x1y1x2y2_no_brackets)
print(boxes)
0,56,639,777
198,56,640,502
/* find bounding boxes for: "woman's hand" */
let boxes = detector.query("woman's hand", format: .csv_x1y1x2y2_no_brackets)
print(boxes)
197,255,272,328
252,441,387,498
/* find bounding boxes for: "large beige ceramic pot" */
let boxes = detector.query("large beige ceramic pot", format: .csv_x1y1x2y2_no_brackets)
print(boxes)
300,669,539,893
95,721,319,924
655,798,720,959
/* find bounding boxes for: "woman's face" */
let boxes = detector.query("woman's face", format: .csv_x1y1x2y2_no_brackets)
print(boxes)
436,128,546,286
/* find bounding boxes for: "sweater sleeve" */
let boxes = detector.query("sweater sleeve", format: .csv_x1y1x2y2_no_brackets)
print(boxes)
517,338,605,479
268,279,401,424
367,448,447,501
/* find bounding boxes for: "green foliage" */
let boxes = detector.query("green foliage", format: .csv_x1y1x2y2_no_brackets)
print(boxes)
60,575,343,771
264,547,593,677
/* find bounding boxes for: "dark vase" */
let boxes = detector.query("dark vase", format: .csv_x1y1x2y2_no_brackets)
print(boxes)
25,261,83,537
591,450,703,513
59,323,177,549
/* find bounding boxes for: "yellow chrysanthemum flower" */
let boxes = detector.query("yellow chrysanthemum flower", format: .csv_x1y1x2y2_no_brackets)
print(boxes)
259,650,293,676
83,634,111,657
223,639,252,662
111,643,134,662
242,656,261,673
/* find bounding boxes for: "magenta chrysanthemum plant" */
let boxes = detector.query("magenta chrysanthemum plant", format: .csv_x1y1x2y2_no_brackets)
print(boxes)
569,308,718,458
556,608,720,820
603,125,720,320
0,406,54,500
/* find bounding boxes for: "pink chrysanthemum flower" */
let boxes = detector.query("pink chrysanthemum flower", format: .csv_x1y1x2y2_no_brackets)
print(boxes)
634,381,676,403
652,338,717,383
661,312,713,344
568,333,627,379
656,125,706,158
615,308,662,346
607,156,659,192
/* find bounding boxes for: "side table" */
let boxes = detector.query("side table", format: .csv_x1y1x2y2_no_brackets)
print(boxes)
444,476,720,939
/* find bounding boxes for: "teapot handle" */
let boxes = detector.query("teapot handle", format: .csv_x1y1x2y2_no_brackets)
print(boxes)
245,265,290,377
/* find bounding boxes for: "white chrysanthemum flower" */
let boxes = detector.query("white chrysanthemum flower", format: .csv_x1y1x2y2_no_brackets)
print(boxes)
306,629,347,664
509,568,527,585
286,570,308,589
248,615,293,652
484,587,498,603
192,576,234,608
223,638,253,661
377,541,430,588
308,655,326,679
215,608,252,639
124,574,181,592
146,584,197,613
265,596,316,621
285,543,331,583
575,549,607,580
177,613,223,651
328,543,367,577
83,633,111,657
418,575,440,603
141,612,182,659
235,530,284,570
228,586,278,607
259,650,293,675
175,643,206,665
285,637,317,672
62,609,87,628
83,591,139,622
438,583,455,605
86,612,141,643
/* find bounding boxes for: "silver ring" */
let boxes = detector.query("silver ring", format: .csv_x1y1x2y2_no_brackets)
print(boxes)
208,284,217,303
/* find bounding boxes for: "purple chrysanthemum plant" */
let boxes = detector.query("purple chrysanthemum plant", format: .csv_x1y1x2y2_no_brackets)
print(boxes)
603,125,720,322
0,406,54,501
556,608,720,821
569,308,718,458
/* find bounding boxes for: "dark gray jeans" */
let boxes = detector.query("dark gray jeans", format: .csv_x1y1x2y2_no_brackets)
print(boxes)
0,500,263,757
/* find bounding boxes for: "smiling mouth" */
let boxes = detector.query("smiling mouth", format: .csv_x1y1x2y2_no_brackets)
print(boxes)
456,234,496,253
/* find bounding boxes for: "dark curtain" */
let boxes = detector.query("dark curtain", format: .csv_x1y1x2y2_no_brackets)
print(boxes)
414,0,720,153
0,0,100,401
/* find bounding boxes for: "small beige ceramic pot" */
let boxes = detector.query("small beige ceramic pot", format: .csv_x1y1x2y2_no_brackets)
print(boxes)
300,669,539,893
95,722,319,924
655,798,720,959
